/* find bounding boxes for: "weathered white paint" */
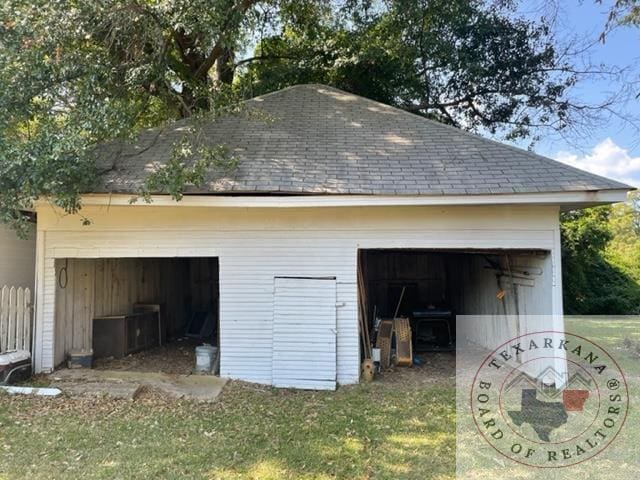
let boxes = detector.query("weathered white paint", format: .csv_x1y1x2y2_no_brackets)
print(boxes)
33,201,565,385
72,190,629,209
0,385,61,396
0,286,32,353
0,223,36,290
454,247,568,381
272,277,337,390
454,252,555,343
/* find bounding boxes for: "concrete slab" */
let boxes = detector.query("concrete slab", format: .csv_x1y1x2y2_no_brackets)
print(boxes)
60,381,142,400
49,369,227,402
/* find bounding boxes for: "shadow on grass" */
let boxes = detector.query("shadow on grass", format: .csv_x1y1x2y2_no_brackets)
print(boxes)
196,383,456,480
0,382,456,480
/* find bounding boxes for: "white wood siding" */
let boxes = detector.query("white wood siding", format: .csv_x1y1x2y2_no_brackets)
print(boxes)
0,223,36,289
33,203,563,384
272,277,337,390
455,253,555,347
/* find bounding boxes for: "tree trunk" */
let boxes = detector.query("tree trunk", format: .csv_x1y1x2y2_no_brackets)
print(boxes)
179,81,211,118
216,48,235,85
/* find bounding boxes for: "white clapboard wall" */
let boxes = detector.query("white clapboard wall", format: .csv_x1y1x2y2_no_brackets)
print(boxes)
272,277,337,390
0,286,33,353
34,204,563,383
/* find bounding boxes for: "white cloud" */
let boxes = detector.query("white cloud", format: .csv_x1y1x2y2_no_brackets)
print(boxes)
554,138,640,187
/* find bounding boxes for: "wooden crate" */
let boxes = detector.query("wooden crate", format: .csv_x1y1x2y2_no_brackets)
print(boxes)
93,312,159,359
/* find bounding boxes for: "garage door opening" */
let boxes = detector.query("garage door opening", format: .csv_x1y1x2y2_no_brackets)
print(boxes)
53,257,219,375
357,248,552,371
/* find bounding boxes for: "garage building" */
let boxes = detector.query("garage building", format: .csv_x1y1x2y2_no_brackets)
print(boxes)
31,85,631,389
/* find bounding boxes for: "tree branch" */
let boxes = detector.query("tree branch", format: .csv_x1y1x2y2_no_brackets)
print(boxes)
234,54,295,68
193,0,258,79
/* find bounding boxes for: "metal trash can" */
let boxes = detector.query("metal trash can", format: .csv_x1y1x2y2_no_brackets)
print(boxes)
195,345,218,373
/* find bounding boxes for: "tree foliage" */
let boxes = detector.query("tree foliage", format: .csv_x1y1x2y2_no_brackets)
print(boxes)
0,0,631,232
240,0,582,140
561,193,640,314
598,0,640,98
601,0,640,30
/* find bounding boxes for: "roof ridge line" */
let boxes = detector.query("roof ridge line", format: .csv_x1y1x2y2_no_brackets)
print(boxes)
244,84,304,103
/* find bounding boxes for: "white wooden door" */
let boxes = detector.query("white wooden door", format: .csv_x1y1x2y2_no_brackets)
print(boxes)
272,277,337,390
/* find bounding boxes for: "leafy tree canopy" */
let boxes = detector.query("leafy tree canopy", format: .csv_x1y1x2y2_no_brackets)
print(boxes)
240,0,581,139
0,0,629,233
561,192,640,315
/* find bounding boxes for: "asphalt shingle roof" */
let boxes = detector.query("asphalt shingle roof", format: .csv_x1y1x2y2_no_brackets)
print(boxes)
95,84,632,195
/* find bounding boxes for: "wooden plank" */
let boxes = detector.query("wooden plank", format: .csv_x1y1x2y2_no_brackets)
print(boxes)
109,258,119,316
128,258,139,312
138,258,147,303
270,379,336,390
116,258,126,313
7,287,16,351
272,344,337,353
16,287,24,351
83,260,95,350
24,288,32,351
94,259,105,317
0,286,9,352
64,259,75,356
103,258,113,316
71,259,84,350
54,260,67,365
272,353,337,362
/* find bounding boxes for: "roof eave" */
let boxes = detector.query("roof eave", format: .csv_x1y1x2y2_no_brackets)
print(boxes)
71,189,632,209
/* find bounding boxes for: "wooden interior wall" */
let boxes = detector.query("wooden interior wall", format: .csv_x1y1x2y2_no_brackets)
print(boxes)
448,252,549,317
189,258,219,313
448,254,511,316
451,252,550,347
53,258,218,367
362,251,450,319
361,250,548,323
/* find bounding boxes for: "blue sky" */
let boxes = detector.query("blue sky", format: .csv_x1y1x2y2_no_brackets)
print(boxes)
516,1,640,187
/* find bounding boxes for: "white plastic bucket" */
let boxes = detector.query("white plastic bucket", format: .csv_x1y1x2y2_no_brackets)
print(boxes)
195,345,217,373
371,348,381,363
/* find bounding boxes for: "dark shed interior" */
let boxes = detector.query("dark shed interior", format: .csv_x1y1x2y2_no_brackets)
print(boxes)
359,248,550,354
53,257,218,368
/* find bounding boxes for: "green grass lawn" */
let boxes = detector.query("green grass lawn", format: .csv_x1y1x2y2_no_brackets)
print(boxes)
565,316,640,373
2,317,636,480
457,316,640,479
0,379,455,480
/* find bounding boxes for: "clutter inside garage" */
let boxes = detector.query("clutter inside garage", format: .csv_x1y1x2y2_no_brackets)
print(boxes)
357,248,552,380
53,257,219,375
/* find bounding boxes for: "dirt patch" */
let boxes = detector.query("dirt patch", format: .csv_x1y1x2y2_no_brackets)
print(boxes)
376,352,456,386
92,339,198,375
48,368,227,402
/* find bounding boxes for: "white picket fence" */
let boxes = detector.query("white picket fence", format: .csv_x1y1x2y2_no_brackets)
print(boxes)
0,286,33,353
